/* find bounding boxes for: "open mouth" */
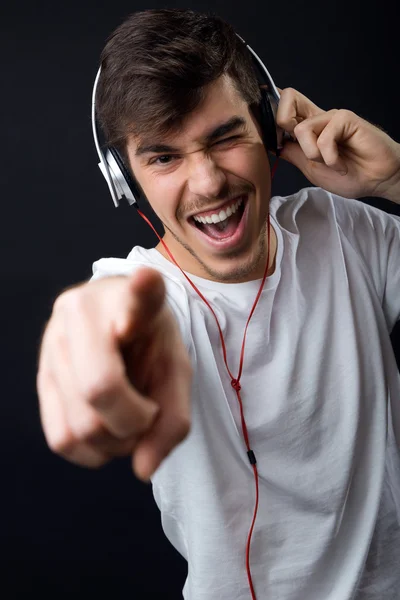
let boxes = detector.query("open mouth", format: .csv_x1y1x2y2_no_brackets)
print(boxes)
190,195,247,241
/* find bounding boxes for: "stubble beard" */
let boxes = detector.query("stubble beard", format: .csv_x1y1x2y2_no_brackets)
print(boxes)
161,209,271,283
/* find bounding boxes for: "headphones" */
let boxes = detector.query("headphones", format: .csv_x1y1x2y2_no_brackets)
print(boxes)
91,34,292,208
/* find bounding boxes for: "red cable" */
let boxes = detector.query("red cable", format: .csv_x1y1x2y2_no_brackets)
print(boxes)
136,157,280,599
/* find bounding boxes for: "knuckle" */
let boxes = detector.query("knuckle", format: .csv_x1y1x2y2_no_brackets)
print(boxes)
337,108,352,120
325,159,337,168
293,121,306,135
47,429,76,455
52,294,66,314
82,373,121,408
54,286,90,317
64,288,90,314
71,415,103,442
284,87,296,97
53,288,76,313
276,115,285,128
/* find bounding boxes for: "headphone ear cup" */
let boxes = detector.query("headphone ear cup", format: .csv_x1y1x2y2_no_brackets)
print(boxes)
108,146,146,204
258,87,278,155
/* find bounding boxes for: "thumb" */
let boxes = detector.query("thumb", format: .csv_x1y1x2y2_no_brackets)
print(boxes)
279,140,308,171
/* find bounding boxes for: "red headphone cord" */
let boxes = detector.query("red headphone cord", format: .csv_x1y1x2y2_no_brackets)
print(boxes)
135,157,280,600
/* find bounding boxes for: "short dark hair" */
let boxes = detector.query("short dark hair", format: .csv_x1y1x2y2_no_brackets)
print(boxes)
95,8,262,162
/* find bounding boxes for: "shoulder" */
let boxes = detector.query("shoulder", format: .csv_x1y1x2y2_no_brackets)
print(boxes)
91,247,185,290
271,186,400,233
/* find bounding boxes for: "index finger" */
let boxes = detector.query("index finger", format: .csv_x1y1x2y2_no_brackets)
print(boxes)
276,87,325,135
132,341,193,482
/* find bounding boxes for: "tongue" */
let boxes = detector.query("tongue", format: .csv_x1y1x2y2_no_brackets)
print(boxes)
201,209,242,239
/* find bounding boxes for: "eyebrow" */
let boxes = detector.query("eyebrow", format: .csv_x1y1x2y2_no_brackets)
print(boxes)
135,116,247,157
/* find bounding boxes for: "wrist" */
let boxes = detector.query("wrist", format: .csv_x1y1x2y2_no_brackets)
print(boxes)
373,141,400,204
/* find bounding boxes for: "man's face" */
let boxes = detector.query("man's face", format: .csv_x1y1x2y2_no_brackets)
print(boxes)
126,75,276,283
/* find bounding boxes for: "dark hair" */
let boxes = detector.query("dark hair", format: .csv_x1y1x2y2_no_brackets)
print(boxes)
95,8,261,162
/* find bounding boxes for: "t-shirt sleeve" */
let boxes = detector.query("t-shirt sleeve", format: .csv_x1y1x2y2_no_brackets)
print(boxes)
89,257,193,353
383,211,400,331
90,257,138,282
331,193,400,333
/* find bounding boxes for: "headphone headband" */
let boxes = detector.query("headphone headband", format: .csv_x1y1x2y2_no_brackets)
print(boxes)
92,35,290,208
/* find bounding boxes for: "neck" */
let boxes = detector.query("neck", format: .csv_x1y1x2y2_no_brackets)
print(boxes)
155,225,277,282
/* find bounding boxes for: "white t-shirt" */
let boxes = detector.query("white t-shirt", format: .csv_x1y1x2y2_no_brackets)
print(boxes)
91,186,400,600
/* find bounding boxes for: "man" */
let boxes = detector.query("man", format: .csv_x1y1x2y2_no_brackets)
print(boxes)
37,8,400,600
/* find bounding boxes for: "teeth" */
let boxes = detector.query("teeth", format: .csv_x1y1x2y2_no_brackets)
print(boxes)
194,197,243,225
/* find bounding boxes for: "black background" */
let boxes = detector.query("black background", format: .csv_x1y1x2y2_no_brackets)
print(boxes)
2,1,399,598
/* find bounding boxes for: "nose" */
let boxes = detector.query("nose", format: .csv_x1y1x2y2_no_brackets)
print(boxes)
187,153,227,199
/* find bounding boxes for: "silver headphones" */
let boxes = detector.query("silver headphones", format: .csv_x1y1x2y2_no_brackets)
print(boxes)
92,35,291,208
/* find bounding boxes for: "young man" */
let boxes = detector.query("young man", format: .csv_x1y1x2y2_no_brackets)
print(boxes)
37,8,400,600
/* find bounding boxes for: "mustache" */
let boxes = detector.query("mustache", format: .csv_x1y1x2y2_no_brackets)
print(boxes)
181,183,253,218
